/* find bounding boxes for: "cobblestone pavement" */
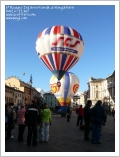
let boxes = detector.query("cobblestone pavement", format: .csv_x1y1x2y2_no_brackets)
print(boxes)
5,112,115,152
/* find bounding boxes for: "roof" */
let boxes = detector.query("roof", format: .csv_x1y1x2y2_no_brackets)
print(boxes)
43,91,53,95
89,77,104,83
87,71,115,84
5,85,24,93
6,76,40,93
106,70,115,79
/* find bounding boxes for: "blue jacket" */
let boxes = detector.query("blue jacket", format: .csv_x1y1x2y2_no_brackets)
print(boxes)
90,104,106,125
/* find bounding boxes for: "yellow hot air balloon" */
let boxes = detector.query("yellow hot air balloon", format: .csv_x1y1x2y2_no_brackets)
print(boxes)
50,72,80,106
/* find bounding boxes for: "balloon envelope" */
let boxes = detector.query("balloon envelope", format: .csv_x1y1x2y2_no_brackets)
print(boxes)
36,25,84,80
50,72,80,106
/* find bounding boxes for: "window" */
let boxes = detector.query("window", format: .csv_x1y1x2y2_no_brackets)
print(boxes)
46,97,47,99
18,93,19,97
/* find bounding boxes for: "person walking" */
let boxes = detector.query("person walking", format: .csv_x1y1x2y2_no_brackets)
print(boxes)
6,103,16,139
90,100,106,144
25,99,41,146
17,104,26,142
76,105,84,128
67,106,72,122
40,103,52,143
84,100,92,141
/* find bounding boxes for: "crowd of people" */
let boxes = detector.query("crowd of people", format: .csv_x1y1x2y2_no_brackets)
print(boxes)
75,100,113,144
5,99,114,146
5,99,52,146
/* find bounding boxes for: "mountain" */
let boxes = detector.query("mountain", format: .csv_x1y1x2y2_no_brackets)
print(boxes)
35,88,46,94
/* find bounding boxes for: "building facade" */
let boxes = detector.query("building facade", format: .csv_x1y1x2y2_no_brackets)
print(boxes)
87,77,104,106
87,71,115,108
43,92,60,108
104,71,115,108
5,76,41,106
5,85,24,106
70,91,88,108
70,94,80,108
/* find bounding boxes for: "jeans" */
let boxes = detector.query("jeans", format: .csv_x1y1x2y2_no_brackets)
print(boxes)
91,123,102,142
77,115,83,126
84,121,91,139
40,122,49,142
7,124,12,138
27,125,38,145
67,115,70,122
18,125,25,142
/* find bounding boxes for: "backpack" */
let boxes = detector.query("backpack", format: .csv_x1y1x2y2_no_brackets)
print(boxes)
8,107,16,123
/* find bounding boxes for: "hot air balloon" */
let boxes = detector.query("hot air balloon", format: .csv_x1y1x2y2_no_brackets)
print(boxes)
50,72,80,106
36,25,84,85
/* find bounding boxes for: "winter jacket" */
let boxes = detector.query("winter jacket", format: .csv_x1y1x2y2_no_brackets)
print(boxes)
8,106,16,125
77,107,84,116
41,108,52,123
84,105,91,122
17,108,26,125
25,104,41,126
90,104,106,125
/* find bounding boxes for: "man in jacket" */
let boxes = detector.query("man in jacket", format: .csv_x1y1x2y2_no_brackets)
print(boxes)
84,100,92,141
90,100,106,144
40,103,52,143
25,99,41,146
76,105,84,127
67,105,72,122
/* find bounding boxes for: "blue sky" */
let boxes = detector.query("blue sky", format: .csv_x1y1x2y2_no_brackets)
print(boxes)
5,5,115,92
